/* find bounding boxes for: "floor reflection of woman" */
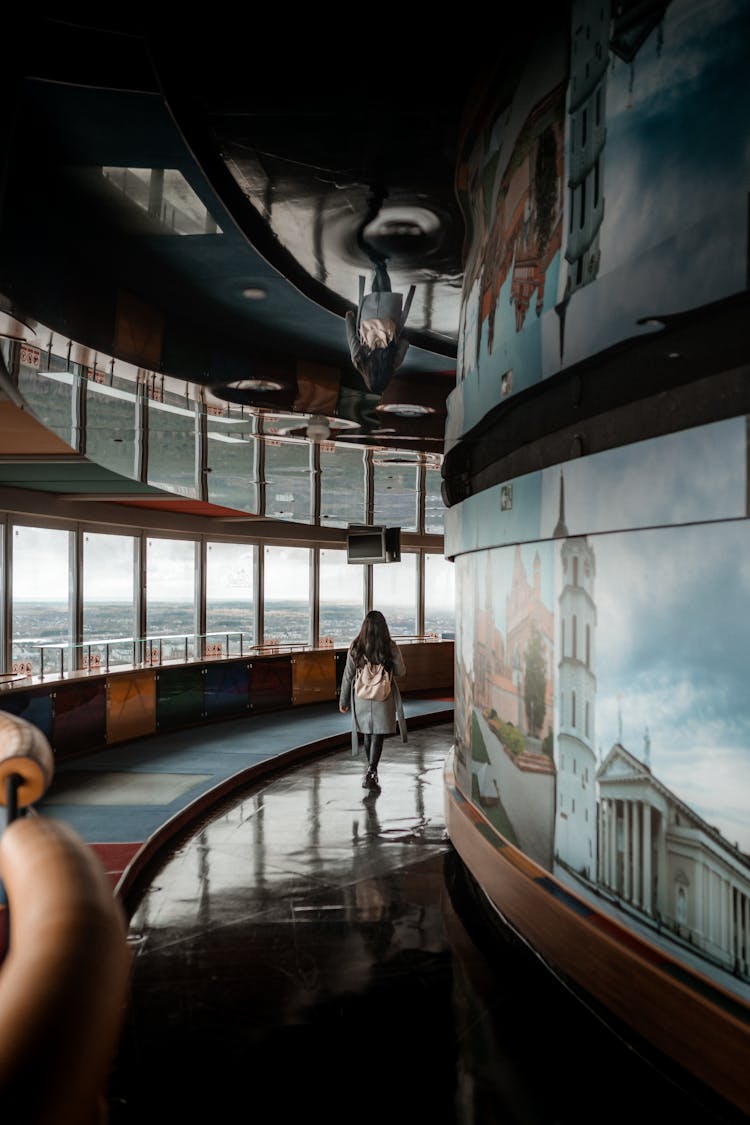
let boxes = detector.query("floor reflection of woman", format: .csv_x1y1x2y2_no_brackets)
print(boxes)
339,609,406,790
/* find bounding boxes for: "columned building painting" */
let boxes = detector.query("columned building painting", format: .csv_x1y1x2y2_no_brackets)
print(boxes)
597,739,750,980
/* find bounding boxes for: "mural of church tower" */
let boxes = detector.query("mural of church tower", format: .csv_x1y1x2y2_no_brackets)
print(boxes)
554,473,598,877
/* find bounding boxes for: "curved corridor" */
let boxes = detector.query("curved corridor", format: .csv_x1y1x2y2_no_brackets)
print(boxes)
108,724,739,1125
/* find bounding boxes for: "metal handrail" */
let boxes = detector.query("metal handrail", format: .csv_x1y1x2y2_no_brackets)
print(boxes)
26,630,452,679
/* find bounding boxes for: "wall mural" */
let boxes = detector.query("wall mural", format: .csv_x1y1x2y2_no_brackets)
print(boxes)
449,0,750,440
454,469,750,999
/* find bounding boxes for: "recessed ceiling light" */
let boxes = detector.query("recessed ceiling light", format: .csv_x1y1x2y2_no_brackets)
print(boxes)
376,402,436,416
242,287,267,300
226,378,283,392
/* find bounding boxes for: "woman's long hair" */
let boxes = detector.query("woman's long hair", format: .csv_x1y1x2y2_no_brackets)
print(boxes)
360,341,398,394
351,610,393,670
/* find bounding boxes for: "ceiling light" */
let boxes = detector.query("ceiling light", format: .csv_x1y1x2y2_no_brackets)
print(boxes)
242,287,267,300
376,402,436,417
305,415,331,441
226,378,283,392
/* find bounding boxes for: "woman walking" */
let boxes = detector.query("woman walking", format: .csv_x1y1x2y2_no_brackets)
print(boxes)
339,609,407,790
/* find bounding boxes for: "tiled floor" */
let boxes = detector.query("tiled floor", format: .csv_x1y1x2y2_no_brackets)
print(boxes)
105,722,738,1125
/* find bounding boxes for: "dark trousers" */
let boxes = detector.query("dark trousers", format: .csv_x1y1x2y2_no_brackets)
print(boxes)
371,262,391,294
363,734,384,769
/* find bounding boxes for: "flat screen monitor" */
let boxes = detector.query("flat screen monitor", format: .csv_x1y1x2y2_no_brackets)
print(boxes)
346,526,386,564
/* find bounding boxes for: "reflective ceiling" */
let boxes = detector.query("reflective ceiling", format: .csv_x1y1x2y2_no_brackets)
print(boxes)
0,17,526,460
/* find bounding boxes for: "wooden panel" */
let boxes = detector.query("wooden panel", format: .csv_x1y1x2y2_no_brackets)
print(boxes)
52,680,107,760
248,656,292,714
204,661,251,719
398,641,454,694
106,671,157,744
155,666,205,732
291,650,336,706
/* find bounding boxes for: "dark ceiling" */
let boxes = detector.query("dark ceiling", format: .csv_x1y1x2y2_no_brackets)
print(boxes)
0,15,532,453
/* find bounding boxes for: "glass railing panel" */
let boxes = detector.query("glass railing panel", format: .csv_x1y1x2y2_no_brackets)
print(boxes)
85,379,140,479
206,415,259,513
147,399,198,497
373,461,418,532
263,439,312,523
319,445,366,528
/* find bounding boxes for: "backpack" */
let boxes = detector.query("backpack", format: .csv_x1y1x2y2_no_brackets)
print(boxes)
354,660,392,702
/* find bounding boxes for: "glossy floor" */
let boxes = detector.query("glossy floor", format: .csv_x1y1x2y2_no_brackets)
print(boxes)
108,724,739,1124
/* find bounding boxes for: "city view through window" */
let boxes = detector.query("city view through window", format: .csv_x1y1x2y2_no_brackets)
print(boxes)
9,530,454,674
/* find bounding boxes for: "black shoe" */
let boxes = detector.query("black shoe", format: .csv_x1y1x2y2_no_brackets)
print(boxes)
362,771,371,788
367,770,380,790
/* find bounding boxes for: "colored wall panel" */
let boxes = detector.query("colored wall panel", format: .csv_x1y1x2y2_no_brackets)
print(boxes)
52,680,107,760
0,687,54,741
156,666,205,732
291,651,336,706
248,657,292,714
204,661,251,719
107,671,157,745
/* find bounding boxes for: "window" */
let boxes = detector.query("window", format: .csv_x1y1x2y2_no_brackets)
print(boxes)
561,618,566,657
101,167,223,235
83,532,137,667
263,545,311,644
424,553,455,637
573,557,579,586
572,691,577,728
372,553,418,636
572,614,578,658
581,108,588,147
585,701,590,738
319,549,364,646
206,542,255,651
12,525,73,674
146,537,198,657
593,158,600,208
586,623,591,667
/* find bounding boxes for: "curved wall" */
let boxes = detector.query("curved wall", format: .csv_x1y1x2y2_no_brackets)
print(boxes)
445,0,750,1115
